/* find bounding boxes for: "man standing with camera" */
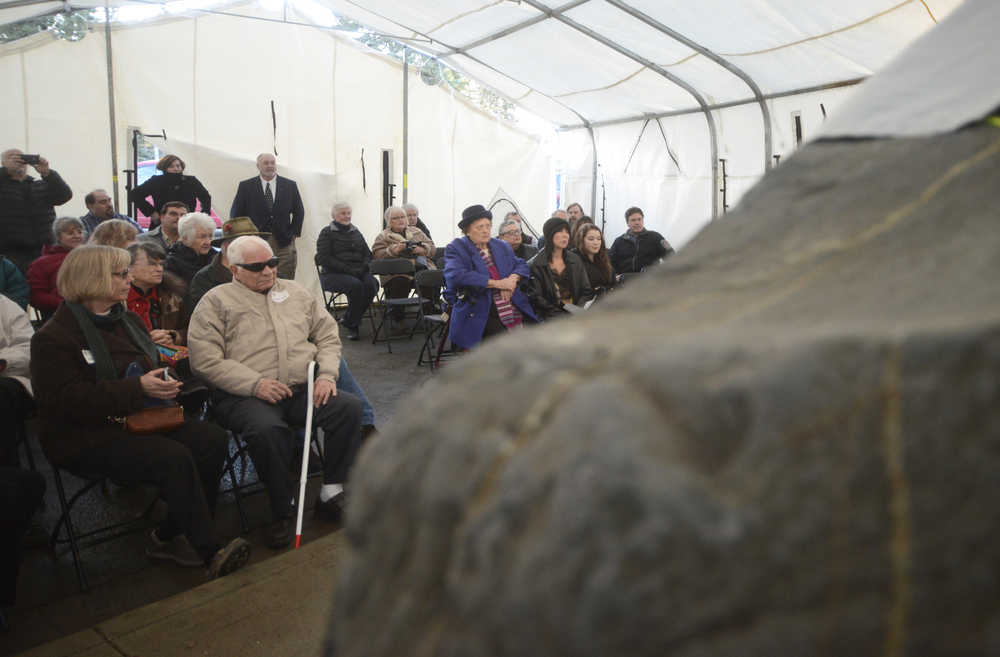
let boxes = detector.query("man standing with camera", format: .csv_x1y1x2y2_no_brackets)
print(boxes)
0,149,73,273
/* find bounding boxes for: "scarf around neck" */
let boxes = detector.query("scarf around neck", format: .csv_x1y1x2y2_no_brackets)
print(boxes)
66,302,159,380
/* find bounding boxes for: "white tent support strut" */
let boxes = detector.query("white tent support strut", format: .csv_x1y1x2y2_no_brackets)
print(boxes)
518,0,719,217
562,78,866,130
604,0,773,173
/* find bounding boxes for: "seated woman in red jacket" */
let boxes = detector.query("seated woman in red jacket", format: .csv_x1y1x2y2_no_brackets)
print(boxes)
27,216,85,320
126,242,188,346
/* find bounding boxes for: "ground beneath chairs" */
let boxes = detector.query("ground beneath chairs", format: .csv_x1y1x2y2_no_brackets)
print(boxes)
3,331,434,656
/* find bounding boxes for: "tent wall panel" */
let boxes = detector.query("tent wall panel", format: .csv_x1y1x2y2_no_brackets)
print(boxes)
0,53,28,150
18,36,112,210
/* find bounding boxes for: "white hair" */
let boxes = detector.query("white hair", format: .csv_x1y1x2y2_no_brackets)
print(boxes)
383,205,405,223
403,203,419,214
227,235,272,265
497,219,520,236
332,201,351,215
177,212,216,243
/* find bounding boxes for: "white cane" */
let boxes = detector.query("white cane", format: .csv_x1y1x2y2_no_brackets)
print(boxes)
294,360,316,549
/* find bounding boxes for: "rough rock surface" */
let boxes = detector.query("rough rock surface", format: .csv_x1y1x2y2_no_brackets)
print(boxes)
330,122,1000,657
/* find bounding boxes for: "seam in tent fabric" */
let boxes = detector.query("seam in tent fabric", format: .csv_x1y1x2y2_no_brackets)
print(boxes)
553,66,646,98
425,0,505,36
661,52,699,68
718,0,928,57
918,0,938,22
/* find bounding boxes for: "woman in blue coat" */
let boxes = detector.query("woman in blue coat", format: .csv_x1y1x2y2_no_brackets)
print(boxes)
444,205,537,350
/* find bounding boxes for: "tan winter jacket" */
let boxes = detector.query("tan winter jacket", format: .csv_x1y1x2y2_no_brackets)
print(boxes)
188,278,340,397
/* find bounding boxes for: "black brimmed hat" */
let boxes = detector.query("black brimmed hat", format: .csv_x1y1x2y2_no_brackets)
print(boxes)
459,204,492,232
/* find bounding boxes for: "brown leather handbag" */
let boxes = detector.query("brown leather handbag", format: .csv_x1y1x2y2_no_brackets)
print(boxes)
109,405,185,435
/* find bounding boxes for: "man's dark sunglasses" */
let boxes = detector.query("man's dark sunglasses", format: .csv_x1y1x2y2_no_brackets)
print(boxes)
236,257,279,273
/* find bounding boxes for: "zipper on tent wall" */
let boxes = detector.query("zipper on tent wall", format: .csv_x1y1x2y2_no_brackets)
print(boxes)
792,111,803,147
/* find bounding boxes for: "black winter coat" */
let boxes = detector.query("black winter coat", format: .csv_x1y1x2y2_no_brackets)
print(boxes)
128,173,211,219
315,223,372,278
608,229,671,274
527,250,593,319
165,242,213,284
0,169,73,252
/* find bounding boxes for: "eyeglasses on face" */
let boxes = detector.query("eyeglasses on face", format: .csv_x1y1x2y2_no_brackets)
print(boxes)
111,268,130,278
236,257,279,273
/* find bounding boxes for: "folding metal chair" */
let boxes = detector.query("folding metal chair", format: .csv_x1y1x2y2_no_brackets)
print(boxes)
316,262,376,337
413,269,454,369
49,466,159,591
368,258,427,353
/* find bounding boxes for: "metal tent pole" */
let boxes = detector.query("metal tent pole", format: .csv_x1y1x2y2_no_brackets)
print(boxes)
402,47,408,205
104,0,120,209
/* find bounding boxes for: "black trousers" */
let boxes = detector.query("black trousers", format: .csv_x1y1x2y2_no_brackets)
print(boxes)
0,466,45,605
64,419,229,561
0,377,34,468
212,387,362,521
320,272,379,329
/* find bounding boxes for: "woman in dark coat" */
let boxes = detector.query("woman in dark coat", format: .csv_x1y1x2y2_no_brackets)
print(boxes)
165,212,216,284
575,223,616,297
30,245,248,577
128,155,211,229
527,217,593,319
443,204,537,350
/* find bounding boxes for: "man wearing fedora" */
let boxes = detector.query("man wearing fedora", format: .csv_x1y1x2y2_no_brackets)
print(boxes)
230,154,305,280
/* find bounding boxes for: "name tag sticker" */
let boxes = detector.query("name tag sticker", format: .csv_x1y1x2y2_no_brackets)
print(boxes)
270,290,289,303
81,349,95,365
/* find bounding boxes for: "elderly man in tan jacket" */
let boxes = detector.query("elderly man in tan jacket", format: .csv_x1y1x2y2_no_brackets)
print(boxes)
188,235,362,549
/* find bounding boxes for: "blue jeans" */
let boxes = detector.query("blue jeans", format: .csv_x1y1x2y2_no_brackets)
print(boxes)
338,357,374,426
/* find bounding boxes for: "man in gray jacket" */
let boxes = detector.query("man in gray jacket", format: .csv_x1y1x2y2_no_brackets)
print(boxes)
188,236,362,549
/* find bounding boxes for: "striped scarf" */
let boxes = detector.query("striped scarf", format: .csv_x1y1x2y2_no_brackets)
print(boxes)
479,246,523,330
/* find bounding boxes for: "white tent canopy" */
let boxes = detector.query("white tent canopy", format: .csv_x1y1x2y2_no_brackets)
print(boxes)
0,0,965,275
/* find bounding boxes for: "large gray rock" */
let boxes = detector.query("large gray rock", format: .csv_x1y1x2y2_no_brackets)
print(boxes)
330,122,1000,657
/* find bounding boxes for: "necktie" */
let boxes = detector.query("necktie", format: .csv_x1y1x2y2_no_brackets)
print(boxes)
264,181,274,212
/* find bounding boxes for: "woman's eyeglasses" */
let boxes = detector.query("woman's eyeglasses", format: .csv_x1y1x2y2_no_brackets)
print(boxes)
236,258,279,273
111,268,130,278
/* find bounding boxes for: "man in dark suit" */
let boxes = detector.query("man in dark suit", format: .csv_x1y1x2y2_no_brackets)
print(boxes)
229,153,305,280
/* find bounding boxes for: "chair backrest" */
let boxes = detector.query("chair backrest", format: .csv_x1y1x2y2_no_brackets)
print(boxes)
414,268,445,288
370,258,416,276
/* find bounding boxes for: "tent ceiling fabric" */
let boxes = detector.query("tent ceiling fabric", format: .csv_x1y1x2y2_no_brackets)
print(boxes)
325,0,960,129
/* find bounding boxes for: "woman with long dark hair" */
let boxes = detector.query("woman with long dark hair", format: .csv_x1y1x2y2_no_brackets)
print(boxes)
575,224,615,297
527,217,593,319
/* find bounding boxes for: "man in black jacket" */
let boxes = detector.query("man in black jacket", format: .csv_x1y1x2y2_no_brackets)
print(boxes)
229,154,304,280
608,206,673,275
0,149,72,273
315,203,379,341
